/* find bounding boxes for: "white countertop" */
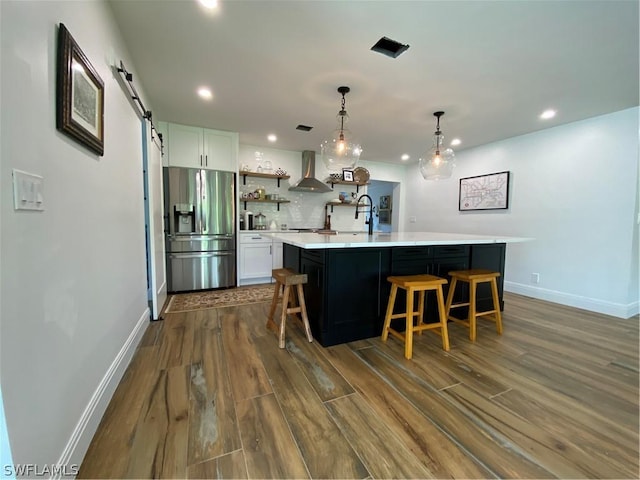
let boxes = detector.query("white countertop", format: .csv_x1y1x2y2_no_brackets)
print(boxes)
262,231,531,249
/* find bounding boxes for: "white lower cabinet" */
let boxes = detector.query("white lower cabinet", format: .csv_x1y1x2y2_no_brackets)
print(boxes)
239,234,283,285
272,240,283,270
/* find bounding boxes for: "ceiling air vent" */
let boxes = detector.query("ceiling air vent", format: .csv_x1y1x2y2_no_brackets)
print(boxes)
371,36,410,58
296,124,313,131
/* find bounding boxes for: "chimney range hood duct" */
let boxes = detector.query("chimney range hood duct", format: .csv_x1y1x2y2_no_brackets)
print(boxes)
288,150,332,193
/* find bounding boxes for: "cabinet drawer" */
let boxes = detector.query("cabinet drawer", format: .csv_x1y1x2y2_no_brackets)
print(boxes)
391,246,432,262
239,233,272,244
391,246,431,275
391,260,431,276
433,245,470,258
301,249,325,264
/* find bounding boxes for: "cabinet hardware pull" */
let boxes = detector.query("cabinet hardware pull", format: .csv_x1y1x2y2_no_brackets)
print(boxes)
205,155,208,167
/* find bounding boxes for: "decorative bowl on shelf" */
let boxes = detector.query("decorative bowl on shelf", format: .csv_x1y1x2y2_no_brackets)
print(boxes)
274,168,287,175
353,167,370,183
329,173,342,181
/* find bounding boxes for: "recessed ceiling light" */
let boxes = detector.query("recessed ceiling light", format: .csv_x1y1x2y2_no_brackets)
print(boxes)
197,87,213,100
267,134,277,142
540,109,556,120
450,138,461,146
401,154,410,161
198,0,218,9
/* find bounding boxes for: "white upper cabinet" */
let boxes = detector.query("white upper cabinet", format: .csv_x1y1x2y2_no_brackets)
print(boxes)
167,123,202,168
165,123,238,171
203,129,237,172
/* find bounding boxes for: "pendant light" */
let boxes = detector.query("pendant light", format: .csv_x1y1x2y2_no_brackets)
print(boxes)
320,86,362,173
419,111,456,180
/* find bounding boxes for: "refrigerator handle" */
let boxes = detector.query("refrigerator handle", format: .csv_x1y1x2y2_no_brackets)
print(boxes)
195,170,203,233
200,169,207,232
169,252,235,259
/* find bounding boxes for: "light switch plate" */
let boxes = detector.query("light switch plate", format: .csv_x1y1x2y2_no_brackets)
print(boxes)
13,169,44,211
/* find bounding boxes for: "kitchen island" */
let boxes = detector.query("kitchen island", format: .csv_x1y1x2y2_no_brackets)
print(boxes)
266,231,527,347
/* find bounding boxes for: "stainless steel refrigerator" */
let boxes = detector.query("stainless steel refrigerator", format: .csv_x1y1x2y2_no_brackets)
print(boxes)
163,167,236,292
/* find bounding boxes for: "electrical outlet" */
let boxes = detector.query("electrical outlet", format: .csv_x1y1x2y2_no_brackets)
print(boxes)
531,273,540,284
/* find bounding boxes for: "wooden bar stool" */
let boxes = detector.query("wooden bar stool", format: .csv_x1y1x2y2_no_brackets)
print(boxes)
445,269,503,342
381,274,450,359
266,268,313,348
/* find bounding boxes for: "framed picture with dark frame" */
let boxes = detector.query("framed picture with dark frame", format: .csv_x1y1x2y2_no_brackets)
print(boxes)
378,195,391,224
56,23,104,156
342,169,354,182
459,171,510,211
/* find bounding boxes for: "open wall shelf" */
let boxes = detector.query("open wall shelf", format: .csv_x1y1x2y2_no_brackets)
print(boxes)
240,171,290,187
326,179,369,193
242,198,291,211
325,201,366,213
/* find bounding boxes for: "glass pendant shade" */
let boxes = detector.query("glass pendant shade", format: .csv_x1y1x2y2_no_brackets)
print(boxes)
321,113,362,172
419,112,456,180
321,86,362,173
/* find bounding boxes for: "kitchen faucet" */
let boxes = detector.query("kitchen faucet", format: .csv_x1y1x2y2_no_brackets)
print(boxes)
355,194,374,236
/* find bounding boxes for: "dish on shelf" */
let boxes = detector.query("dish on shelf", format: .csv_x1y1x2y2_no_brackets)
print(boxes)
329,173,342,181
353,167,370,183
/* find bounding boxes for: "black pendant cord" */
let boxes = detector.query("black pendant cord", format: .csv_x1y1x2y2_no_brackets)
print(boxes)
433,111,444,156
337,86,350,142
116,60,164,153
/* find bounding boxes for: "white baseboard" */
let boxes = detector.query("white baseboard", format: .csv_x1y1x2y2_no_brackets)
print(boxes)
239,277,272,286
53,308,151,479
505,281,639,319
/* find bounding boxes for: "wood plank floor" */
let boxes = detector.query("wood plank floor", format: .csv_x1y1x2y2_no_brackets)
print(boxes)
79,292,639,479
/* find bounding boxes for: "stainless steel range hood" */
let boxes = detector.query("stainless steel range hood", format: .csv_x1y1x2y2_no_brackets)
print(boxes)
288,150,332,193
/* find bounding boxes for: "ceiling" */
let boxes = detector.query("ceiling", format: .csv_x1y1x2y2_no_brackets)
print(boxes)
108,0,639,164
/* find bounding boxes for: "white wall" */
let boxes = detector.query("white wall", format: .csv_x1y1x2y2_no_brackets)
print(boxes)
238,145,407,232
404,107,639,318
1,0,150,470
